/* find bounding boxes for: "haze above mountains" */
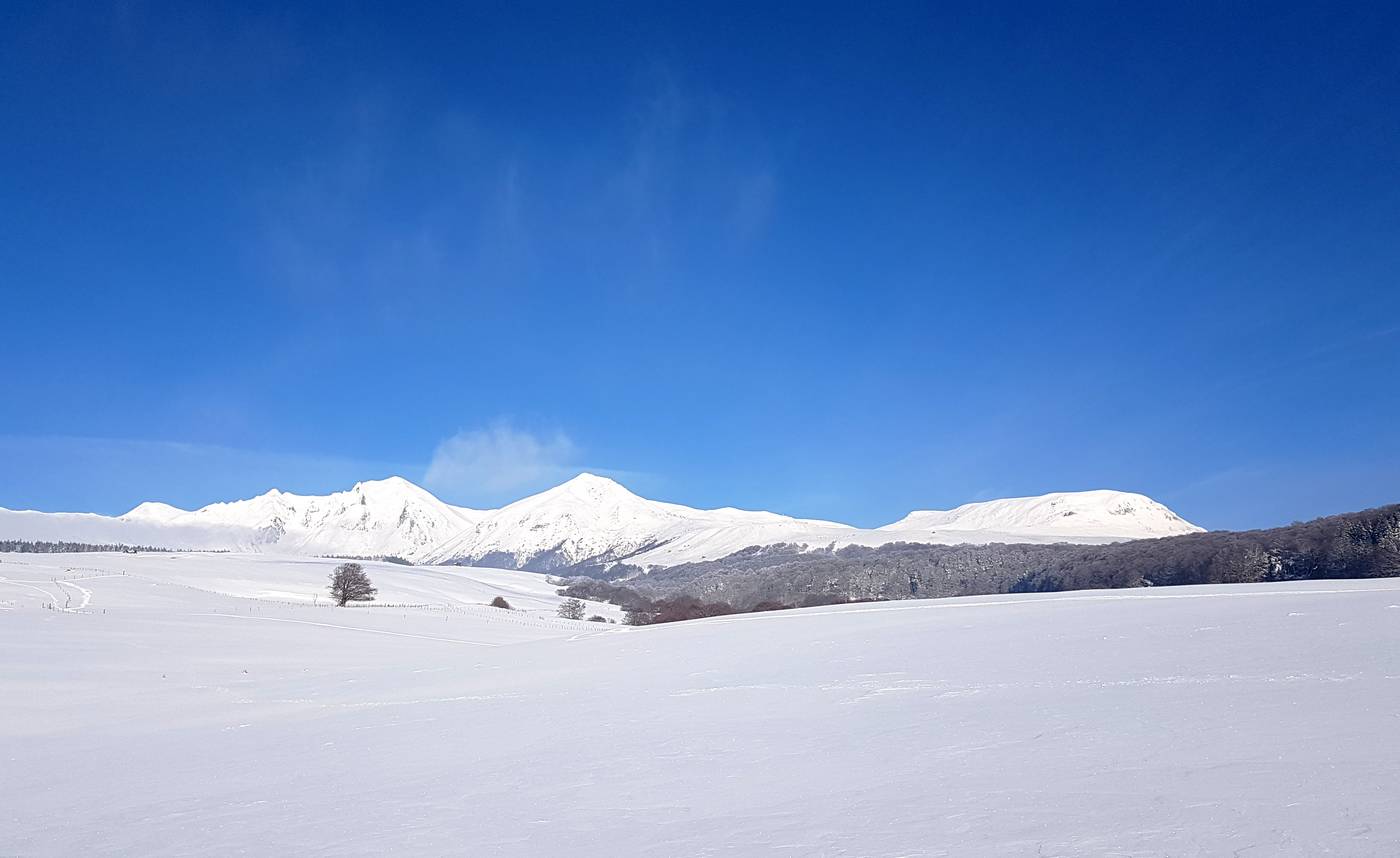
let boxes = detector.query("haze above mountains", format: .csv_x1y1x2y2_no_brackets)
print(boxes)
0,474,1202,572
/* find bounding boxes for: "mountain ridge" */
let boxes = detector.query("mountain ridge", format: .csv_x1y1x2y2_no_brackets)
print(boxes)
0,473,1203,567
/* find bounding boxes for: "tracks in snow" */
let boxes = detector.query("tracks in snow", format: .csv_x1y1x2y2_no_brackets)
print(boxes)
55,580,93,610
0,573,120,612
0,577,61,608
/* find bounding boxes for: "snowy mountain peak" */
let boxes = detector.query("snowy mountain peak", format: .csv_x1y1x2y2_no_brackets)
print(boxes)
544,472,637,501
104,477,485,560
122,501,186,520
351,475,422,495
420,473,681,570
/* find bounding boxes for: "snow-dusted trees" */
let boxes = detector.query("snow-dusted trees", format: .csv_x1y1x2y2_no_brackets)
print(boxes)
329,563,377,606
0,540,170,553
561,503,1400,611
556,597,586,620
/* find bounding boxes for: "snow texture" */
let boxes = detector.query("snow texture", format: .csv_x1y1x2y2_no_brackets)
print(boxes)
1,553,1396,855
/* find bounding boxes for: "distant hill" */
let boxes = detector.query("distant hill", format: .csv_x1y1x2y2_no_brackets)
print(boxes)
563,503,1400,612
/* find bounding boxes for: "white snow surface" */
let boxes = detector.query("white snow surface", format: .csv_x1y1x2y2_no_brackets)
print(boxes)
2,552,1397,856
0,473,1202,570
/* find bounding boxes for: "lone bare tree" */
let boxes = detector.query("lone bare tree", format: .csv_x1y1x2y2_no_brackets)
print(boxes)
329,562,377,606
556,597,586,620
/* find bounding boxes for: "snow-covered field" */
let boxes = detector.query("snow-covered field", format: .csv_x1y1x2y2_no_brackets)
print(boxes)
3,553,1399,856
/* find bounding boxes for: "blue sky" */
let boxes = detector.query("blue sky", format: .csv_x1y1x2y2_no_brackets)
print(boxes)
2,2,1397,529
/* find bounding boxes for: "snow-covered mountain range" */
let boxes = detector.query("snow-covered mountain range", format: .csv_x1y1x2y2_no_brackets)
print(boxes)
0,478,481,562
0,473,1202,570
123,476,484,559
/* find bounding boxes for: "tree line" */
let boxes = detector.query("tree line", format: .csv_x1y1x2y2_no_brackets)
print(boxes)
0,539,179,554
560,503,1400,619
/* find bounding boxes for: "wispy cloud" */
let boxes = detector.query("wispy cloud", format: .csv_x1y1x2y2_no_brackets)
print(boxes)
423,422,579,505
247,64,778,320
602,66,778,265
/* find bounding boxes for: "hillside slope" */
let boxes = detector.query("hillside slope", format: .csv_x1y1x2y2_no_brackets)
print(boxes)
602,503,1400,609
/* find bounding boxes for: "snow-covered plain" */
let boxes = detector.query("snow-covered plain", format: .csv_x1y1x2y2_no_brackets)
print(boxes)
3,552,1398,856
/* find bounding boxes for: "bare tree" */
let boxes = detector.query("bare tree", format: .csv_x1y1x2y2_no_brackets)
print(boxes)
329,563,377,606
556,597,586,620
